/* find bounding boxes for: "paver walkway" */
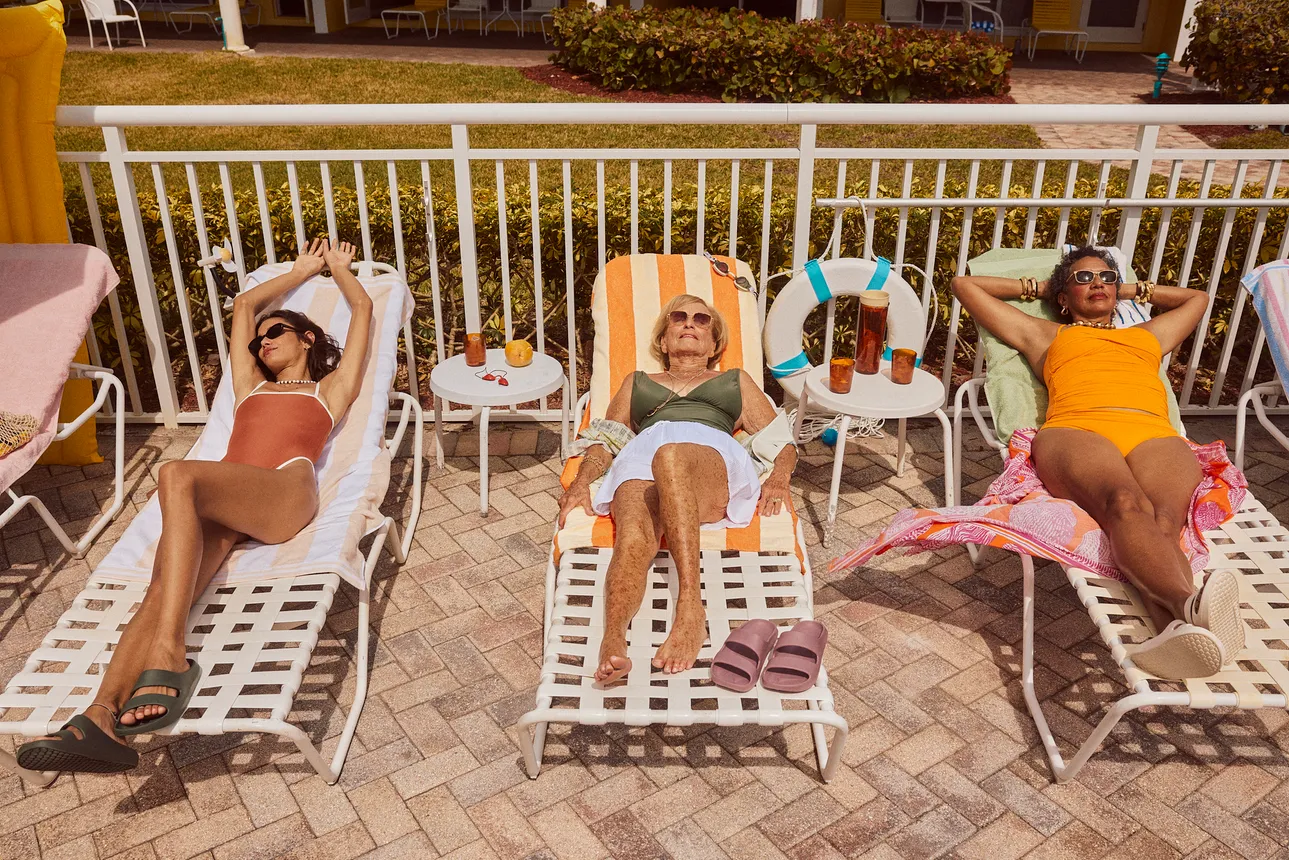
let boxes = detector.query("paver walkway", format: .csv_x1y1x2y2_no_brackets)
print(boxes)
3,415,1289,859
65,22,552,66
1009,54,1282,188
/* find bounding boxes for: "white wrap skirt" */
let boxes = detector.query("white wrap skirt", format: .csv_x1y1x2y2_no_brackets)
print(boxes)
591,420,762,529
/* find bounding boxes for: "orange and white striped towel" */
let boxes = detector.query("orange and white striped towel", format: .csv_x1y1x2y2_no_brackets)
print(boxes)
95,263,413,591
554,254,802,565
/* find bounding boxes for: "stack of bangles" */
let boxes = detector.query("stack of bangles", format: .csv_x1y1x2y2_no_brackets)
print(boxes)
1018,277,1040,301
1134,280,1156,305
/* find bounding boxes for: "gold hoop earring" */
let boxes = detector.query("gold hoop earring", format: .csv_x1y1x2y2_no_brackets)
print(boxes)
1060,305,1069,317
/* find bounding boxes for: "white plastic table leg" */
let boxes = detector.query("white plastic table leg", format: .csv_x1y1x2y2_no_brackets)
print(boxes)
935,408,954,507
792,389,811,444
895,416,908,477
560,377,570,459
824,414,852,548
433,395,445,469
479,405,491,515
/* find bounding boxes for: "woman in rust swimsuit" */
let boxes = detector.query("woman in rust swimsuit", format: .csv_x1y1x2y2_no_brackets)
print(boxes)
17,238,373,774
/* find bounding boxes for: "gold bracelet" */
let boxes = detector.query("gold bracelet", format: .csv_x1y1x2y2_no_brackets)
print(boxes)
1135,280,1155,305
1019,277,1034,301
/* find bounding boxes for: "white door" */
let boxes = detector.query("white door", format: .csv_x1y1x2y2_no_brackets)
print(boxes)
344,0,370,24
1081,0,1149,43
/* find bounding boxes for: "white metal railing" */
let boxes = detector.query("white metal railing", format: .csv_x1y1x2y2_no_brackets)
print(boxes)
54,102,1289,427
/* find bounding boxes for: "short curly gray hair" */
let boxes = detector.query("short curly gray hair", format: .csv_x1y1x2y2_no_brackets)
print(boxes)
1047,245,1121,314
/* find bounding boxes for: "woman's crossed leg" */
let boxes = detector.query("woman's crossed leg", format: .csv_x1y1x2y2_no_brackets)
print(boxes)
63,459,319,746
1032,428,1201,632
594,443,730,684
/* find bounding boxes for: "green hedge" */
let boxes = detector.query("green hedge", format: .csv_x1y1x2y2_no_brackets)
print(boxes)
68,172,1285,412
1182,0,1289,104
550,7,1011,103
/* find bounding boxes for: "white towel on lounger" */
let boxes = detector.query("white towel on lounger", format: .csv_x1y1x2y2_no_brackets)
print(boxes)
94,263,413,590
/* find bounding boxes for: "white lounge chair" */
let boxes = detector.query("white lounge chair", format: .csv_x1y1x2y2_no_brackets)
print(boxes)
0,261,424,788
166,0,259,33
81,0,146,50
950,248,1287,783
0,244,125,560
1235,260,1289,470
516,254,848,783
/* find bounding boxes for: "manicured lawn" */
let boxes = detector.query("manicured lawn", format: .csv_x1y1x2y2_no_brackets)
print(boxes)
57,51,1044,158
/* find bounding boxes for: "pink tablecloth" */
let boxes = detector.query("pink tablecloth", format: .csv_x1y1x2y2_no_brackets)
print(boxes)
0,243,119,494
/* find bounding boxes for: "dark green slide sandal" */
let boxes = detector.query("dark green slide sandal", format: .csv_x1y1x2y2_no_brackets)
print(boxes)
16,711,139,774
115,660,202,736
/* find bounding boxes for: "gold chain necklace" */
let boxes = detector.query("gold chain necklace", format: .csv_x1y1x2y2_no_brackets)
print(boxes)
1069,320,1116,330
644,368,712,421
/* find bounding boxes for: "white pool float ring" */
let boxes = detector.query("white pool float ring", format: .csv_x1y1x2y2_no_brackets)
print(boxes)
763,257,926,401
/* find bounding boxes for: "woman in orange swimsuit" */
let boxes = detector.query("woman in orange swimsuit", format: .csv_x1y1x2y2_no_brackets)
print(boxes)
951,246,1241,681
18,238,373,773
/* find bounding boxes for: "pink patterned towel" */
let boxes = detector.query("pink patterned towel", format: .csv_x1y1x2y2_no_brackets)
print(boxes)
0,244,119,494
830,428,1248,580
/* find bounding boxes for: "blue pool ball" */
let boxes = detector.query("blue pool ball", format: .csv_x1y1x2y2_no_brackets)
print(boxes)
821,427,839,447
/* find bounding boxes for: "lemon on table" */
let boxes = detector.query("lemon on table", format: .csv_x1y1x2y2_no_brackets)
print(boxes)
505,339,534,367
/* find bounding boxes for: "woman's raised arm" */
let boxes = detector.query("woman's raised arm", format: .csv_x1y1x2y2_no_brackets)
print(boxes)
316,241,373,421
229,238,328,401
950,275,1060,371
1135,283,1209,355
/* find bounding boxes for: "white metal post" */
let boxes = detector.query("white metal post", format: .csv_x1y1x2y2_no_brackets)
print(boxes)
452,124,484,335
1115,124,1158,268
102,126,181,428
217,0,251,52
791,123,817,271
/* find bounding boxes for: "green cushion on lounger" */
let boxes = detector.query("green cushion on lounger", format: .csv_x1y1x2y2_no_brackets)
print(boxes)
965,248,1180,445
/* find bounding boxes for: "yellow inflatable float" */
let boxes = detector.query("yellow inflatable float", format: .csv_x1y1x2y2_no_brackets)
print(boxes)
1,0,102,466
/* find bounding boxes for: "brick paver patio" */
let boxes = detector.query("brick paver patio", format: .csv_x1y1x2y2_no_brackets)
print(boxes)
3,414,1289,859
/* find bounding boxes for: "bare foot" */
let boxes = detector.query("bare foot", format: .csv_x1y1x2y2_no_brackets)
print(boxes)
595,637,632,685
117,650,188,729
652,600,707,674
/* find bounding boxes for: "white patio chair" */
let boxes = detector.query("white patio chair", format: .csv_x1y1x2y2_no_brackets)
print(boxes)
1026,0,1087,61
436,0,487,34
519,0,558,40
81,0,146,50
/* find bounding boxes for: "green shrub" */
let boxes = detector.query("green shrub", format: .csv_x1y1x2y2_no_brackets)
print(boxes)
1182,0,1289,104
68,171,1284,412
550,7,1011,103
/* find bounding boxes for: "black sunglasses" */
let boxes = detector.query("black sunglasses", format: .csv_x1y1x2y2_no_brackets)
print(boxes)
670,309,712,327
249,322,300,356
1070,270,1119,285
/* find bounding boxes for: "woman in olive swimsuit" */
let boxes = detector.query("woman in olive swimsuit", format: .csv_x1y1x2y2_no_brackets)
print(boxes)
558,294,796,685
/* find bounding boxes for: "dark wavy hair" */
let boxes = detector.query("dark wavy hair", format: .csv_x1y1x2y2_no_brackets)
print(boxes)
253,309,342,382
1047,245,1121,315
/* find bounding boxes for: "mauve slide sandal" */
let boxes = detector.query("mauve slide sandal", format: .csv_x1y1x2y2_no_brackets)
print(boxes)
710,619,779,693
761,620,828,693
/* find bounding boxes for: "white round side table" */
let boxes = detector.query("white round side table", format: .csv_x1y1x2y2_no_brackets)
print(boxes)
793,361,953,545
430,348,569,515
